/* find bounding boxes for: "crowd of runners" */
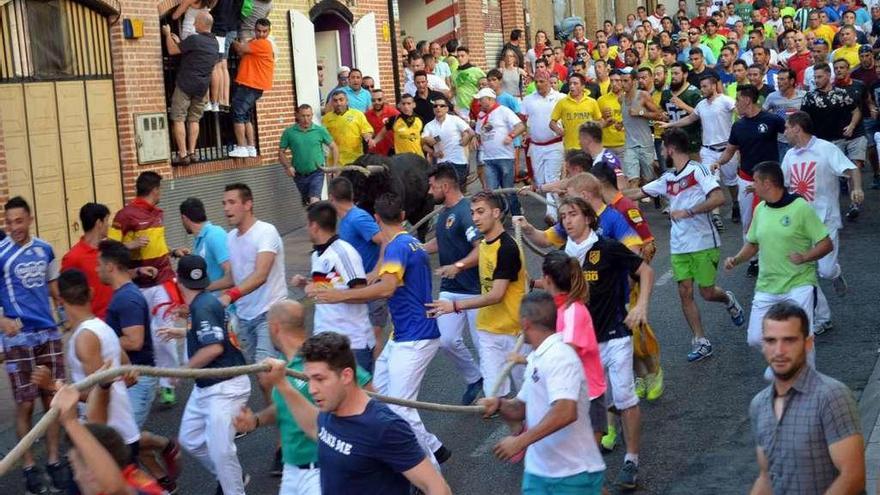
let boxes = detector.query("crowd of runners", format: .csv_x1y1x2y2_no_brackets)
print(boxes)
1,0,877,493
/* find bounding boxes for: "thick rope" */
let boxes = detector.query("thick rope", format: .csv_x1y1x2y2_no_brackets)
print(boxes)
0,363,484,476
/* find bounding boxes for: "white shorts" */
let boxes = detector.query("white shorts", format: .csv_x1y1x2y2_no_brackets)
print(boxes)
817,227,840,280
280,464,321,495
140,284,181,388
599,336,638,411
700,146,738,187
476,330,529,397
746,285,815,347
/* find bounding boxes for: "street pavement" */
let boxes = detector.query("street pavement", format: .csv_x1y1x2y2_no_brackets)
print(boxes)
1,176,880,494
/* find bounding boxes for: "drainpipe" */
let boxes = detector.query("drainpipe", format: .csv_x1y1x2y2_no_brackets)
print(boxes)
388,0,402,101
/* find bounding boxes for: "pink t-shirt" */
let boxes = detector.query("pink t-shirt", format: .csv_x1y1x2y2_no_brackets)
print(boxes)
554,294,606,400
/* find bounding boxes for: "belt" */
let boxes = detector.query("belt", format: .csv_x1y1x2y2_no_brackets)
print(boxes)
702,143,727,152
296,462,319,470
529,136,563,146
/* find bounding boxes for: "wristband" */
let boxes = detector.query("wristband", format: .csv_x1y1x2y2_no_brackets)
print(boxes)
226,287,243,303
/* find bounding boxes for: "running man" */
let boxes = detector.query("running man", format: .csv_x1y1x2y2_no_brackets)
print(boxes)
61,203,113,319
313,192,450,465
427,191,529,398
173,197,233,291
625,128,746,362
279,104,339,206
521,68,565,222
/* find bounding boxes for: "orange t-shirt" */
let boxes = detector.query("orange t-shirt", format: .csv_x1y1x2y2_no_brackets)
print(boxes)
236,38,275,91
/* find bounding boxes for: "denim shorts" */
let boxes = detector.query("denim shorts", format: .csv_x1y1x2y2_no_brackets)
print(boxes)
127,374,159,429
236,312,277,363
231,85,263,124
293,170,324,204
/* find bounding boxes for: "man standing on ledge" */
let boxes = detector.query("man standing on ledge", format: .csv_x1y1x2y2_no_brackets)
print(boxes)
229,18,275,158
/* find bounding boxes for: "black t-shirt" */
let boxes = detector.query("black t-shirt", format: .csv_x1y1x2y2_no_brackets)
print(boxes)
687,67,719,88
105,282,154,366
187,291,246,388
176,32,220,97
582,236,643,343
837,80,867,136
413,90,446,125
801,87,858,141
210,0,244,35
729,110,785,176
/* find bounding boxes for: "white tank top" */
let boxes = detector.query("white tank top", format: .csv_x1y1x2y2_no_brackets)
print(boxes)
181,6,209,40
68,318,141,445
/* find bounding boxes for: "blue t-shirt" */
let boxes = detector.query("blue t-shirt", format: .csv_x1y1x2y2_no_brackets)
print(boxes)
317,400,426,495
0,237,58,336
378,232,440,342
338,207,381,272
435,198,481,294
342,86,372,113
105,282,155,366
192,222,229,283
552,206,641,248
187,291,245,388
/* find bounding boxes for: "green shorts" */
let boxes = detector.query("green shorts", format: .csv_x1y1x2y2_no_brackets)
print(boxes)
671,247,720,287
522,470,605,494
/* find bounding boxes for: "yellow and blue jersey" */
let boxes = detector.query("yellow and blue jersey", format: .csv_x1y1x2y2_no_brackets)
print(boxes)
378,232,440,342
545,204,642,249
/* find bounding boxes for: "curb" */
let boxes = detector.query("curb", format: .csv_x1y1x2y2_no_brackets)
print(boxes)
859,349,880,437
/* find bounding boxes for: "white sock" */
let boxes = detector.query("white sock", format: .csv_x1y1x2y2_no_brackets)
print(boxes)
624,453,639,466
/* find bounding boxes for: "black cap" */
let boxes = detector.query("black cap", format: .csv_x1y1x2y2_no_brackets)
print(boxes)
177,255,210,290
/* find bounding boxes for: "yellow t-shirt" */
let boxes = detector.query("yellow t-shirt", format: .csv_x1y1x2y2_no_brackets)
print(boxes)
651,89,664,139
476,232,526,335
391,115,425,156
832,44,861,69
807,25,835,47
597,93,625,148
323,108,372,165
597,79,611,96
550,93,602,150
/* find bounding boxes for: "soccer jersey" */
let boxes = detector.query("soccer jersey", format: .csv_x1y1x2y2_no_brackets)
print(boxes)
379,232,440,342
187,291,246,388
324,108,373,165
610,192,654,242
108,198,174,287
544,205,641,249
642,161,722,254
338,206,381,272
550,94,602,150
477,232,526,336
597,92,625,148
385,114,424,156
435,198,482,294
661,85,704,152
781,137,856,230
748,194,829,294
0,237,58,335
310,236,373,349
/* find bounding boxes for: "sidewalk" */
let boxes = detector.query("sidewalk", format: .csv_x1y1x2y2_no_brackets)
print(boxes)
862,351,880,494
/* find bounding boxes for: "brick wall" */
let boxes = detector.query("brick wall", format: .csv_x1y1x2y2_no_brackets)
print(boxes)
457,0,488,68
500,0,525,39
0,116,7,227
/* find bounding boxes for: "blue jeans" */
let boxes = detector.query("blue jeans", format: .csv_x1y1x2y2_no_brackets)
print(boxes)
483,158,521,215
128,375,159,429
353,347,375,375
522,470,605,494
236,312,276,363
231,85,263,123
293,170,324,204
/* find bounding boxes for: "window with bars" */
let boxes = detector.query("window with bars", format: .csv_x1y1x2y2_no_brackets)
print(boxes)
0,0,113,82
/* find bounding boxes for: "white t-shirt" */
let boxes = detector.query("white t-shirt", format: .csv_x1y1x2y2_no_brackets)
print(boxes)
693,95,735,146
516,333,605,478
642,161,722,254
227,220,288,320
475,104,522,160
68,318,140,445
804,64,835,92
521,90,565,144
741,49,780,67
404,74,450,96
781,136,856,230
422,115,471,164
310,238,374,349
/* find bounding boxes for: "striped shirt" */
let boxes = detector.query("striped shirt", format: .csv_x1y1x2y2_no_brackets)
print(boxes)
108,198,174,287
0,237,59,342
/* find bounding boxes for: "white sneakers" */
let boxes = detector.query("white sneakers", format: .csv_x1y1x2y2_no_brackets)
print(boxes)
229,145,258,158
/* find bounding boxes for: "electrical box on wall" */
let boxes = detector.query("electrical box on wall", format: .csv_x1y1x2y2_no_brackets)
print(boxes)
134,113,171,164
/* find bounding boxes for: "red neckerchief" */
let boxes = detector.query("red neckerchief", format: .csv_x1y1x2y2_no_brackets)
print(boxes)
836,76,852,87
479,102,501,126
131,197,161,213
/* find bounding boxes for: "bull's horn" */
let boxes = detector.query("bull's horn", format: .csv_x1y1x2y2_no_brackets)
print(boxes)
365,165,387,173
320,165,371,175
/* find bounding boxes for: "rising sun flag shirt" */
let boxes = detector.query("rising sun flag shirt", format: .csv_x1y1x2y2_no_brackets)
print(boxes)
781,136,856,231
378,232,440,342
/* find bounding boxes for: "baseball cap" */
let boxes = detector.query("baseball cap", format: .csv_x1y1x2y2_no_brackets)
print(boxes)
337,66,351,76
859,45,872,54
474,88,497,99
176,255,210,290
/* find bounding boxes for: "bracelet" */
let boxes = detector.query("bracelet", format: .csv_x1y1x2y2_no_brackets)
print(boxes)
226,287,243,303
452,300,461,314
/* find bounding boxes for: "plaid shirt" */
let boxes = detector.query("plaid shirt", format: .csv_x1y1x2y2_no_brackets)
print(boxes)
750,365,861,494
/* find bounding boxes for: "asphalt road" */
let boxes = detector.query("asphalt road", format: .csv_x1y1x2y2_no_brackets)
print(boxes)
2,175,879,494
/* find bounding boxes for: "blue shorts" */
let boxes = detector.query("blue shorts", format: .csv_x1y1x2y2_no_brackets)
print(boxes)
127,374,158,428
236,312,277,363
231,85,263,123
293,170,324,204
522,470,605,494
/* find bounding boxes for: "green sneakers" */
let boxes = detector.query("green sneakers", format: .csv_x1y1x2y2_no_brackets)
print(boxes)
645,367,664,401
159,387,177,407
634,377,646,399
600,425,618,452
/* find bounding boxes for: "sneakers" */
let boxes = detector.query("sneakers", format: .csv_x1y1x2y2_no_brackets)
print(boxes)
600,425,618,452
228,145,250,158
162,437,182,481
832,274,848,297
645,367,664,401
731,203,741,224
433,445,452,464
711,213,725,232
687,338,713,362
845,203,860,221
461,378,483,405
634,377,646,399
270,448,283,477
247,146,258,157
46,460,72,492
160,387,177,407
814,321,833,335
725,290,745,327
746,260,759,278
23,466,48,495
617,460,639,489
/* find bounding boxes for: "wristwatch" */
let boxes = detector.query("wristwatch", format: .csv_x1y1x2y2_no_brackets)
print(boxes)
639,109,645,117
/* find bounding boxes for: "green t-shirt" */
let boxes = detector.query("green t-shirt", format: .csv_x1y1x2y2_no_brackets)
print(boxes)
279,124,333,174
734,1,754,21
747,196,829,294
453,64,486,110
780,6,795,17
274,355,372,466
701,34,727,59
661,86,704,153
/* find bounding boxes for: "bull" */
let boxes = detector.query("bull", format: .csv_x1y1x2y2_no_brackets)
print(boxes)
338,153,435,241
